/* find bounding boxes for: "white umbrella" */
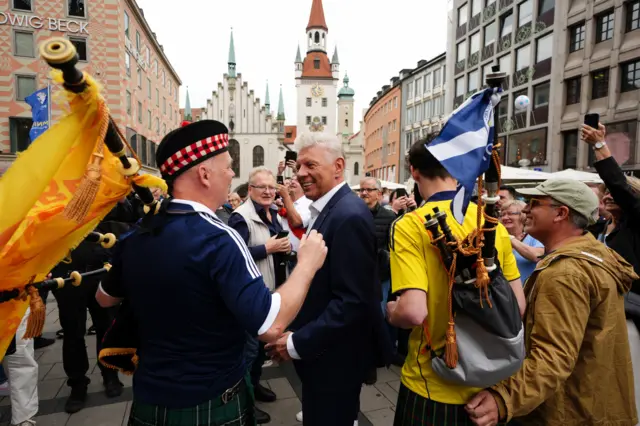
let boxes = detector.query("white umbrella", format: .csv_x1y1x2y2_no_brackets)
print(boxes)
549,168,603,183
499,166,551,182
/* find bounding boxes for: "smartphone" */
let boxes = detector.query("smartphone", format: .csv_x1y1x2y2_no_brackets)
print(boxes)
285,151,298,163
584,113,600,130
396,188,408,198
276,230,290,239
276,175,284,185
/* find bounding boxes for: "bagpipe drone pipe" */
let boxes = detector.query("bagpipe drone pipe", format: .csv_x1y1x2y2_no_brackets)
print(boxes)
421,66,525,388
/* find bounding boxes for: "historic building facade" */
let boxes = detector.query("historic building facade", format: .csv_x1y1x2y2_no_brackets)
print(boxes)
0,0,181,176
201,30,286,189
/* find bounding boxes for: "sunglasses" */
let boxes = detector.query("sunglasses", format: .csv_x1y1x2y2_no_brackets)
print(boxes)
527,197,561,209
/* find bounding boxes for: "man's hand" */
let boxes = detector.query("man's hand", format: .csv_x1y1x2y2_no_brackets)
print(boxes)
296,230,328,272
265,331,292,363
266,235,291,254
391,196,408,213
286,159,297,172
277,184,290,200
465,390,500,426
277,160,286,175
581,123,606,145
406,197,418,210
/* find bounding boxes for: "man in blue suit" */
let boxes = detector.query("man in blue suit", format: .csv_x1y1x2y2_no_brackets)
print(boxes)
266,132,391,426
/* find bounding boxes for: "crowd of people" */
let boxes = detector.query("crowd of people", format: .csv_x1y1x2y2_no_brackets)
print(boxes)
2,119,640,426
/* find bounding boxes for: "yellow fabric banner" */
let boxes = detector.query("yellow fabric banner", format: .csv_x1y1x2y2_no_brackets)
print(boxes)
0,73,131,358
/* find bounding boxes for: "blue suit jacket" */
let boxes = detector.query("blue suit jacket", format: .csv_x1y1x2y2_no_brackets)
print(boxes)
290,184,392,385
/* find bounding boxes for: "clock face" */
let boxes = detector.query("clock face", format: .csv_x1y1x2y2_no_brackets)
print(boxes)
310,83,324,98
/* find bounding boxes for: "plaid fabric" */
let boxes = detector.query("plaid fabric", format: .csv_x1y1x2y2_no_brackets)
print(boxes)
128,375,255,426
394,383,512,426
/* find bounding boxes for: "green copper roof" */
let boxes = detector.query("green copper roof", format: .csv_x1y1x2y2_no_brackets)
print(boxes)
338,72,354,98
265,81,271,107
295,45,302,63
228,28,236,77
331,46,339,64
277,85,285,121
184,87,192,120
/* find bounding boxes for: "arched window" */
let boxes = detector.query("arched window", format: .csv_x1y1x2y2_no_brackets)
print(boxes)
345,119,349,127
229,139,240,176
314,31,320,43
354,162,360,176
253,145,264,167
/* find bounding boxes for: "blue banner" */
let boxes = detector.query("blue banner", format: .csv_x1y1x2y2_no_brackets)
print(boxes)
24,87,50,142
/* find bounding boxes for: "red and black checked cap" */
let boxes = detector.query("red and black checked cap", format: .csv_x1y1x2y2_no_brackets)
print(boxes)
156,120,230,179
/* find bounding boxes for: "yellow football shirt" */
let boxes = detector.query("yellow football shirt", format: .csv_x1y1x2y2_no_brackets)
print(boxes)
390,195,520,405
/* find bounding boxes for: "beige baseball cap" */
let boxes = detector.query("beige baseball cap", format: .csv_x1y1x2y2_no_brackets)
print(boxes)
517,179,600,225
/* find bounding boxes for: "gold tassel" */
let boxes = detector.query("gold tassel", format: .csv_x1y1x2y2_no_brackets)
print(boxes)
63,152,103,222
444,321,458,368
23,286,46,339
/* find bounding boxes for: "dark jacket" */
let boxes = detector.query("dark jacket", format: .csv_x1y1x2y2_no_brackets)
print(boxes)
371,203,397,282
594,157,640,295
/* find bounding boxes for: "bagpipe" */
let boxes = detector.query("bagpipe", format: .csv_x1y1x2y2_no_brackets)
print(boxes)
0,37,166,359
421,66,525,388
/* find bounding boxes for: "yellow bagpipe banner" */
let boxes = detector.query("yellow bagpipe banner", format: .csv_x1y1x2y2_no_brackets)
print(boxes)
0,72,131,359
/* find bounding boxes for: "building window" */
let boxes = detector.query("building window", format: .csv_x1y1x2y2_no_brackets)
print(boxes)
14,31,34,57
501,11,514,37
394,96,398,108
322,116,327,125
434,96,444,114
468,69,479,93
147,78,151,98
306,116,311,125
457,40,467,62
458,4,468,26
252,146,264,167
163,97,166,114
471,0,481,16
407,82,414,98
16,75,35,101
9,117,32,153
162,124,166,135
516,44,531,70
536,33,552,62
68,0,86,18
69,37,87,61
484,21,497,46
569,23,586,52
507,127,547,167
534,82,550,107
12,0,31,11
518,0,533,27
424,73,431,92
563,131,578,169
313,59,320,69
424,99,432,119
156,89,159,106
125,53,131,76
566,77,581,104
136,31,141,51
137,101,142,123
455,77,465,97
137,67,142,88
415,78,422,96
126,90,131,115
621,60,640,92
596,10,615,42
155,117,159,133
627,0,640,32
322,97,327,107
354,162,359,175
591,68,609,99
499,54,512,75
539,0,554,15
124,11,130,39
229,139,240,176
147,110,151,129
415,103,422,123
470,32,480,55
407,107,414,123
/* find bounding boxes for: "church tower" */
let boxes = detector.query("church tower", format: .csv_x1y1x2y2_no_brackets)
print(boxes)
337,73,355,142
295,0,338,134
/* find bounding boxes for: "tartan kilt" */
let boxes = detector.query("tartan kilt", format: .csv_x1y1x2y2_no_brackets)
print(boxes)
393,383,512,426
128,374,256,426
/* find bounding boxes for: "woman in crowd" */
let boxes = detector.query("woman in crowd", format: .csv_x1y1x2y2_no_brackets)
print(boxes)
500,199,544,283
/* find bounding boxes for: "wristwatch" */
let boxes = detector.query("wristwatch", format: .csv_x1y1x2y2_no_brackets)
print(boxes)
594,141,607,150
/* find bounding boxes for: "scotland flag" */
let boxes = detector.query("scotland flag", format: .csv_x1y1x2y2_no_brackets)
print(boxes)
426,88,501,223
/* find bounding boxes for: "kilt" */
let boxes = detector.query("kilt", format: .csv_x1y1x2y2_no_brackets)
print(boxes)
394,383,511,426
128,374,255,426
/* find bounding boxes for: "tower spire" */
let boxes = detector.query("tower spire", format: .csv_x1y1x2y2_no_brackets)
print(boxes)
265,81,271,108
228,27,236,77
184,86,192,121
331,45,339,64
295,45,302,63
307,0,328,31
277,85,285,121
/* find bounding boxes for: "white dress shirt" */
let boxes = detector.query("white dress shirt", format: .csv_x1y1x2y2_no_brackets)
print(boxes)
286,181,347,359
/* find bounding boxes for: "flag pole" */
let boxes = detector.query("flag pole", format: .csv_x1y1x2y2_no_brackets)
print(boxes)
47,80,51,127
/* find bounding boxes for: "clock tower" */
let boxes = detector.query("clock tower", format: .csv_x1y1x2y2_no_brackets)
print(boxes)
295,0,339,134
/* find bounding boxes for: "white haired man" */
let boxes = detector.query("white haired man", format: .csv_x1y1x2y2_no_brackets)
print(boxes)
266,132,391,426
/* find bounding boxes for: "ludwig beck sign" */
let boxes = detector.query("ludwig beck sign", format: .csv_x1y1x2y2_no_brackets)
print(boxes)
0,12,89,34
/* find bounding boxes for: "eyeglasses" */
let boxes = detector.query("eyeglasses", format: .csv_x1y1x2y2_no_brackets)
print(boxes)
527,197,561,209
250,184,277,193
500,211,521,217
358,188,379,193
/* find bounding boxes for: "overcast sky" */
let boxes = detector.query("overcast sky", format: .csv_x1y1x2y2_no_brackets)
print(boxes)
137,0,449,127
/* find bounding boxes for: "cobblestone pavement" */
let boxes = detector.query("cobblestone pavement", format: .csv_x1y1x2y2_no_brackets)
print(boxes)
1,296,400,426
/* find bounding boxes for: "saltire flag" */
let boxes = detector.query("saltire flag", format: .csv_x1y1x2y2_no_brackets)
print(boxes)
0,71,164,360
24,86,51,142
426,88,501,223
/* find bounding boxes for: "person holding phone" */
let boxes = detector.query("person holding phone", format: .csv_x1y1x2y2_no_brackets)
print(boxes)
228,166,291,424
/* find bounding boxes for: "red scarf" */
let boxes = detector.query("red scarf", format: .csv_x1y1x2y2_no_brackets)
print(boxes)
278,208,306,240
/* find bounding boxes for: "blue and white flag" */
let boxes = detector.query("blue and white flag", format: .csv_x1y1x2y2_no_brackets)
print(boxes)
426,88,501,223
25,87,50,142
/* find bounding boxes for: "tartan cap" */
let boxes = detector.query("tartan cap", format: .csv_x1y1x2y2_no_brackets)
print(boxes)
156,120,229,179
